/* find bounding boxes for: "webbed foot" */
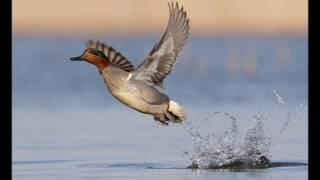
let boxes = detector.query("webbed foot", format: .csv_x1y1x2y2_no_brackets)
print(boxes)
154,116,169,126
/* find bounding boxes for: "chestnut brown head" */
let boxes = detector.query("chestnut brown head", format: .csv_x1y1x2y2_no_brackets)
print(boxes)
70,48,109,70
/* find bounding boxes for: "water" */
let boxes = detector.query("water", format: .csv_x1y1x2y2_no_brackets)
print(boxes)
185,111,272,169
185,90,304,169
13,36,308,179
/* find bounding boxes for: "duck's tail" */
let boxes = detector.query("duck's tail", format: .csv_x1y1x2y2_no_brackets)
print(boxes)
165,100,187,123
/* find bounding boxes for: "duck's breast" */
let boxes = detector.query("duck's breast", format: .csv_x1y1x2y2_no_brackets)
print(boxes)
102,67,169,114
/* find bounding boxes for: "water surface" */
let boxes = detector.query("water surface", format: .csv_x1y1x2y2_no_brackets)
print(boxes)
13,36,308,179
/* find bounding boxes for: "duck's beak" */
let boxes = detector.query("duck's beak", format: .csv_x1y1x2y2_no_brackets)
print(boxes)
70,55,84,61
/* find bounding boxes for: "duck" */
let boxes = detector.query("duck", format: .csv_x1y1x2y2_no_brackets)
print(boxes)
70,1,189,126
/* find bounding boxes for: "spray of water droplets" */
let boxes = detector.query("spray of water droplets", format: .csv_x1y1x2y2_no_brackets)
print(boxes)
183,111,272,169
182,89,304,169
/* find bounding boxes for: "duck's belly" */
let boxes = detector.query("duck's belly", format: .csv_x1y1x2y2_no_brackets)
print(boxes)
107,84,166,115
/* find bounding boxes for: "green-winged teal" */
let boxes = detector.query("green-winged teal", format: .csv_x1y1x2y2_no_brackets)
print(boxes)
70,2,189,126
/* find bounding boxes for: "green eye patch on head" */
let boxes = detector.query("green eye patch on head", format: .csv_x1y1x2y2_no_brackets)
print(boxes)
90,50,107,58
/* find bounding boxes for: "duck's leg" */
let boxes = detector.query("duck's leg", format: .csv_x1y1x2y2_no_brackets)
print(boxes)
164,111,182,123
154,115,169,126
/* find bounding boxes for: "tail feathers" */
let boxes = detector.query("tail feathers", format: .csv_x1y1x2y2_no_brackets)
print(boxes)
166,100,187,123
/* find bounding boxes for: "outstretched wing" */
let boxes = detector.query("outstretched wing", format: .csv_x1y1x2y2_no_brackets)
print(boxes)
133,2,189,88
85,40,135,72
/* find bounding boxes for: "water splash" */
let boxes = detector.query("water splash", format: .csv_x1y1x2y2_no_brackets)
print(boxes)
184,111,272,169
271,89,291,137
272,89,285,104
183,89,303,169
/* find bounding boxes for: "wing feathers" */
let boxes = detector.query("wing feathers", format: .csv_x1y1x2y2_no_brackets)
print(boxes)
84,2,189,88
85,40,135,72
133,2,189,88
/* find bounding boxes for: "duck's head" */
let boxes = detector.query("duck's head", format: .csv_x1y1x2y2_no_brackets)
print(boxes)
70,48,109,70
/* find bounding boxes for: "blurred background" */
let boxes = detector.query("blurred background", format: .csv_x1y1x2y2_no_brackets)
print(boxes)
13,0,308,106
13,0,307,36
13,0,308,179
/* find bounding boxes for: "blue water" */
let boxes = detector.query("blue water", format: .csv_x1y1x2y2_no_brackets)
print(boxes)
13,36,308,179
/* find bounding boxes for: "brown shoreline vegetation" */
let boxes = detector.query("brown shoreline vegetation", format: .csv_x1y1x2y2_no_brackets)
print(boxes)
13,0,307,37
